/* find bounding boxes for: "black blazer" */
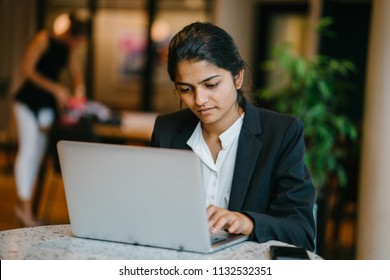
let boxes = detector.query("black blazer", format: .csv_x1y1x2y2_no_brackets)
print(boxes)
150,103,316,251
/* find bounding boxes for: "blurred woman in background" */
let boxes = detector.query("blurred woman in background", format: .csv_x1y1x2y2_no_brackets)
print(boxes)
13,12,88,227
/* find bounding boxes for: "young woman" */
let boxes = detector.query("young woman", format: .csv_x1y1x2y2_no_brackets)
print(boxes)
150,22,316,251
13,13,88,227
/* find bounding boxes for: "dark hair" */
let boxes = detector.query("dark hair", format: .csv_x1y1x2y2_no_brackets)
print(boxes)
69,13,89,37
167,22,250,107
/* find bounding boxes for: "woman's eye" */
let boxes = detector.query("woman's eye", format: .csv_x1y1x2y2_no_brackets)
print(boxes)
177,87,191,93
206,83,218,89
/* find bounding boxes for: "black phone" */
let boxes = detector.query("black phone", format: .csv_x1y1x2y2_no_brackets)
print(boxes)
270,245,310,260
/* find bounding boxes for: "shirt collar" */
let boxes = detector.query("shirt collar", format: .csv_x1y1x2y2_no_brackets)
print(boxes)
219,114,244,149
187,114,245,151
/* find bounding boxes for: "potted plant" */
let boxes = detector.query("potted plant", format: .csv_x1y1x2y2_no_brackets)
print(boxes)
258,42,359,254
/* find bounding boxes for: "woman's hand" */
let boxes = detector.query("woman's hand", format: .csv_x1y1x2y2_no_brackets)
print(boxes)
53,85,71,110
207,205,254,236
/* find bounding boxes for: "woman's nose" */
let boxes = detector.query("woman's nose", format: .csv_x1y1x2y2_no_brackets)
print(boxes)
195,89,208,105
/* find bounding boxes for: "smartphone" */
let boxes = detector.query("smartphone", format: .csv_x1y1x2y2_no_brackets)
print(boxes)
270,245,310,260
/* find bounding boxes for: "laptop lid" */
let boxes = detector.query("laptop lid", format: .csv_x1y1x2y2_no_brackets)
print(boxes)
57,140,247,253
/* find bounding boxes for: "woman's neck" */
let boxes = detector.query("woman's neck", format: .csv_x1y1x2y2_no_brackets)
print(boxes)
201,105,244,162
201,105,244,137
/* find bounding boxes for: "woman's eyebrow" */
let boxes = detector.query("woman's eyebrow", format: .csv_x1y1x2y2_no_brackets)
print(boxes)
175,75,221,86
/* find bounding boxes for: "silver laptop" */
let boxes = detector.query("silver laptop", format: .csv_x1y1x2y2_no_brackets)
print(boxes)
57,140,248,253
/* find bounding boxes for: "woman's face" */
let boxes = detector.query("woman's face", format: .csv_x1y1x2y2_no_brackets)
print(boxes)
174,60,244,129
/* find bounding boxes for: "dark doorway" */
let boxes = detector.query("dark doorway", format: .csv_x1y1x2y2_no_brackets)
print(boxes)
252,2,309,97
318,0,372,259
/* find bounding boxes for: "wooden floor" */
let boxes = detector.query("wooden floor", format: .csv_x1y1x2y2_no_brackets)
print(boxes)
0,147,356,259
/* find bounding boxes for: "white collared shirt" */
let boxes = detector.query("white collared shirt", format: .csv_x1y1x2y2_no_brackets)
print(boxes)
187,115,244,209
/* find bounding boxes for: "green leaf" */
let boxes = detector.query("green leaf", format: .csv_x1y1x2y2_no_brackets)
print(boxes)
256,39,359,190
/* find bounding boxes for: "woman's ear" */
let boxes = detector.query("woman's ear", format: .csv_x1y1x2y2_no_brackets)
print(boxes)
234,69,244,90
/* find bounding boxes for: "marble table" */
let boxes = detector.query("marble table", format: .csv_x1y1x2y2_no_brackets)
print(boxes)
0,224,322,260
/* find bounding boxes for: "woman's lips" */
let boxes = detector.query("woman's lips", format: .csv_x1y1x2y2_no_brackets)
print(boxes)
197,107,216,115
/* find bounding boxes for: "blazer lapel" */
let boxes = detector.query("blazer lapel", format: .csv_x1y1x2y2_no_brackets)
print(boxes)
171,110,199,149
228,104,263,211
